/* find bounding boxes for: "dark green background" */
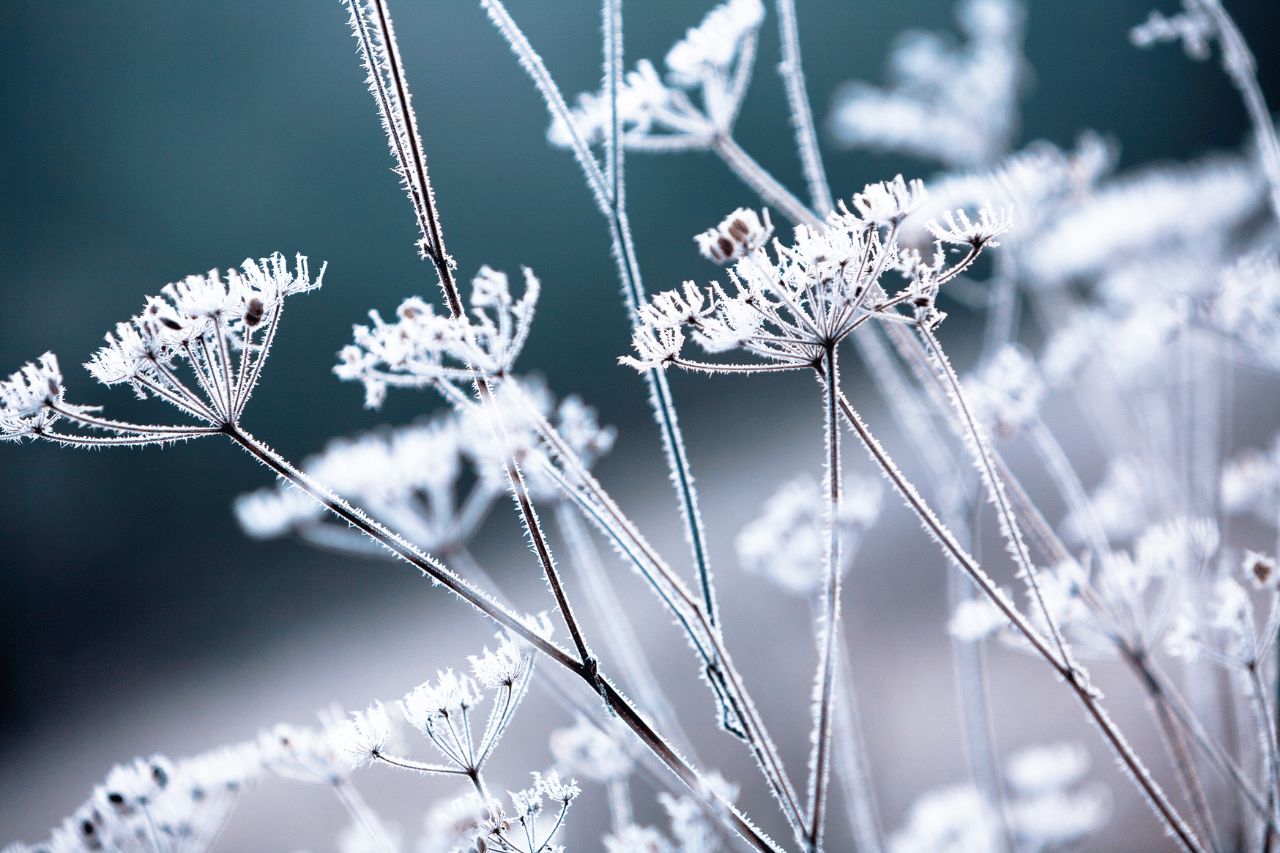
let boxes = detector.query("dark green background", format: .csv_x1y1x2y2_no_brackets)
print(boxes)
0,0,1275,744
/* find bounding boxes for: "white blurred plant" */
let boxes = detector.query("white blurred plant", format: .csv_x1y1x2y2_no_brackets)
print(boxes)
3,1,1280,853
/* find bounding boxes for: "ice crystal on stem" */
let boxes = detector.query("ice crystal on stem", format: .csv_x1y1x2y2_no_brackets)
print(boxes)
1,253,322,447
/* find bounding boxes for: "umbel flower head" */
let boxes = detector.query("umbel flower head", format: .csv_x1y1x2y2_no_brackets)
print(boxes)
622,178,1009,374
16,743,261,853
1,253,322,447
548,0,766,152
335,264,539,408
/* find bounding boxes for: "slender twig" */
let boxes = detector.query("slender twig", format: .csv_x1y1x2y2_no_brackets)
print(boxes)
1198,0,1280,222
712,133,821,228
225,423,785,853
333,780,398,853
774,0,833,217
805,348,842,852
554,500,698,762
915,321,1074,668
833,389,1206,853
482,0,722,638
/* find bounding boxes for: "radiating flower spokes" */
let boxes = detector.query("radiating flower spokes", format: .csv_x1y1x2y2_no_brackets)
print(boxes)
1,254,322,448
336,265,539,409
548,0,765,153
622,185,1008,375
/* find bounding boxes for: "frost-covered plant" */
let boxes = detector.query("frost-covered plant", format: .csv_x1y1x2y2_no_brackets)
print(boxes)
6,1,1280,853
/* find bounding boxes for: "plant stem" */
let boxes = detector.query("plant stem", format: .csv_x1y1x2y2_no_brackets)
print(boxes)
806,346,842,852
774,0,832,218
224,423,787,853
712,133,822,229
832,390,1206,853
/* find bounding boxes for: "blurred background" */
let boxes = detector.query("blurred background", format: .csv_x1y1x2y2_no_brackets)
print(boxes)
2,0,1278,849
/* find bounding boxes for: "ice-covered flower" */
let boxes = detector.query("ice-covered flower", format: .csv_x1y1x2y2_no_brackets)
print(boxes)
889,785,999,853
334,702,394,768
1222,435,1280,524
926,205,1013,248
470,638,529,689
948,595,1010,641
663,0,765,88
1010,788,1109,852
401,670,480,728
828,0,1027,167
1130,0,1214,60
14,744,261,853
1005,743,1090,795
4,254,320,450
1244,550,1277,590
337,266,540,406
625,184,1001,375
259,719,353,786
694,208,773,264
1213,252,1280,370
548,60,674,148
0,353,82,441
1023,153,1261,289
234,411,495,554
604,824,674,853
549,0,764,153
852,175,927,227
420,794,488,853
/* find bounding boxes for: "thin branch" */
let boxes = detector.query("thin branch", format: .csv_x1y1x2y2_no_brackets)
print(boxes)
806,348,842,851
774,0,833,217
225,424,786,853
832,390,1206,853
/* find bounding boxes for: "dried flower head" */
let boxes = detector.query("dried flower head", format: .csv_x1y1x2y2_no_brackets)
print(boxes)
695,208,773,264
625,184,1002,374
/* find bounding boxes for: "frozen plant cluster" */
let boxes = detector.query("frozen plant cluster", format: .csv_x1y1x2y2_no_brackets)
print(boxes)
4,1,1280,853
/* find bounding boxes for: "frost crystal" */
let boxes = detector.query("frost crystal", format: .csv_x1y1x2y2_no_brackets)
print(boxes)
336,265,540,406
334,701,394,768
664,0,765,88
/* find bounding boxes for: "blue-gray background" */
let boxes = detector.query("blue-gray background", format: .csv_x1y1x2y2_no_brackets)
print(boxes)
1,0,1276,766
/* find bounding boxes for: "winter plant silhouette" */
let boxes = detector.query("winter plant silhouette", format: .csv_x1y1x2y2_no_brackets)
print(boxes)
4,1,1280,852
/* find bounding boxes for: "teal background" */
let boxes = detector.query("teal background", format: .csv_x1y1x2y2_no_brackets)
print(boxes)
0,0,1276,749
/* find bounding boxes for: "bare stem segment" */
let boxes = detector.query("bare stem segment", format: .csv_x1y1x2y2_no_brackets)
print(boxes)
832,390,1205,853
226,423,785,853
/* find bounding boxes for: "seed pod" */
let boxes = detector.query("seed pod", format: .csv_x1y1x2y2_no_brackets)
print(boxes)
244,298,265,327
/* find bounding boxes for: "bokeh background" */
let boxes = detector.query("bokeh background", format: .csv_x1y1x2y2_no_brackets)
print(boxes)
2,0,1279,849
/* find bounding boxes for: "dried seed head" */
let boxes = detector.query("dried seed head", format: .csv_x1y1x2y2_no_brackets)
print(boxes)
243,298,265,327
1245,550,1277,589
